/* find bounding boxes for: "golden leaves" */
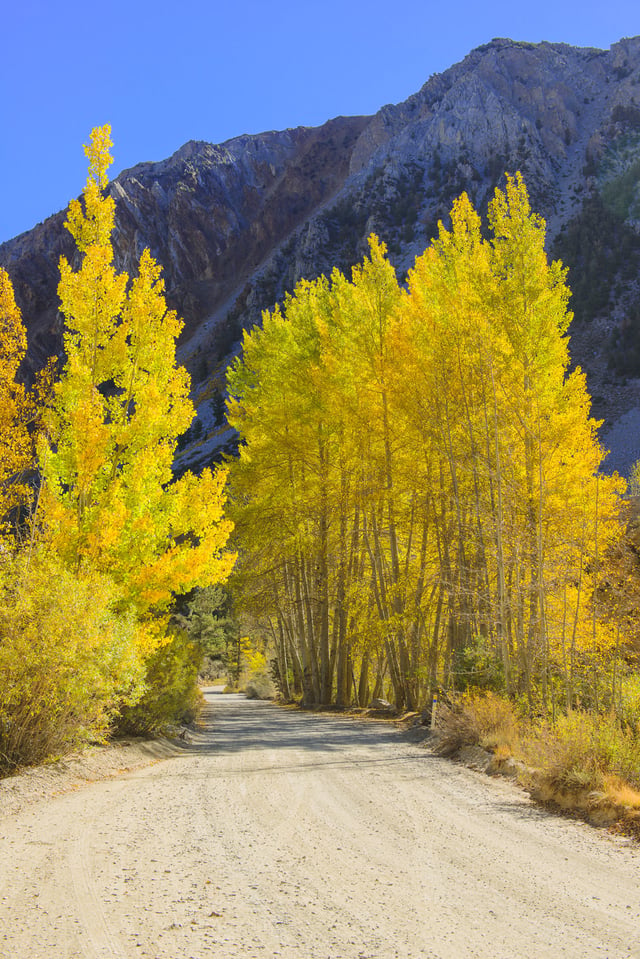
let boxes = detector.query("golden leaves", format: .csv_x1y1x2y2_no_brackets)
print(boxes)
228,177,625,703
84,124,113,190
0,268,34,537
64,127,116,253
42,127,234,613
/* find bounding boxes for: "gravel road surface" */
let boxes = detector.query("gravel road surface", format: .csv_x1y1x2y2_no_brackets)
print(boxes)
1,688,639,959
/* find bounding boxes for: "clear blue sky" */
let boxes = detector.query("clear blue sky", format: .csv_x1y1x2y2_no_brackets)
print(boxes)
1,0,638,244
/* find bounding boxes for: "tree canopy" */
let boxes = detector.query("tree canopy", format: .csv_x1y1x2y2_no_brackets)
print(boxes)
227,174,623,710
40,125,235,614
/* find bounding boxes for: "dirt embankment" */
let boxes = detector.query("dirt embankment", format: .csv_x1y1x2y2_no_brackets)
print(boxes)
0,736,186,819
1,689,639,959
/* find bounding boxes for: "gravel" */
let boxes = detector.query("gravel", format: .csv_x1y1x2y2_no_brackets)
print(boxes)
1,688,639,958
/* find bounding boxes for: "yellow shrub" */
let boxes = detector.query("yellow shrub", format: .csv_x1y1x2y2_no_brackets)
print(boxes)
462,690,521,753
239,637,274,700
0,550,144,772
524,710,640,792
116,628,203,734
434,690,520,756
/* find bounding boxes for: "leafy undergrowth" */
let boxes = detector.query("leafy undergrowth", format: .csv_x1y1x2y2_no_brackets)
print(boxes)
115,631,203,736
434,690,640,837
433,691,520,758
0,551,144,774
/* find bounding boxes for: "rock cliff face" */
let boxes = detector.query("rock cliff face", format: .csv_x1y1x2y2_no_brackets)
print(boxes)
0,117,369,373
3,36,640,470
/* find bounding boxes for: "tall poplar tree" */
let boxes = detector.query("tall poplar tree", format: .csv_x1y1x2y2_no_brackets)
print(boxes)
41,126,234,613
0,269,32,538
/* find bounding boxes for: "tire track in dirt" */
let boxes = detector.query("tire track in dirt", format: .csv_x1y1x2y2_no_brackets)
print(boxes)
68,810,129,959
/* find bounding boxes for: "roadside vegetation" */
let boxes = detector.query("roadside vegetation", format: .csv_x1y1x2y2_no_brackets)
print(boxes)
433,688,640,833
227,174,640,830
0,127,234,774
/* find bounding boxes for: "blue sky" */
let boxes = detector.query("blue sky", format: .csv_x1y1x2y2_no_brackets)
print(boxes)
1,0,638,244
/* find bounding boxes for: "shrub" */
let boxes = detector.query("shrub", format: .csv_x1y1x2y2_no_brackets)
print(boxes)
616,672,640,730
453,639,505,692
434,690,520,757
116,629,203,735
466,690,521,752
0,550,143,772
238,643,275,700
433,701,480,756
524,710,640,792
245,669,276,700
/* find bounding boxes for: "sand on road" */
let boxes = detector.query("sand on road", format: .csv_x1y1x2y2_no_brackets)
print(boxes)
1,688,639,959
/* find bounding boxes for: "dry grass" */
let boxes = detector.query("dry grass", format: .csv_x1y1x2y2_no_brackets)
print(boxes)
527,775,640,830
432,688,640,836
604,775,640,810
522,710,640,793
433,702,479,756
492,743,513,763
469,692,520,753
434,690,520,757
516,710,640,834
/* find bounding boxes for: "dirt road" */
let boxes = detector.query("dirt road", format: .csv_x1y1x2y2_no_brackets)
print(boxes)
1,689,639,959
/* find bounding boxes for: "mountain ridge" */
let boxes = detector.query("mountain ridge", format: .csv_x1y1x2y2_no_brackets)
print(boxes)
3,35,640,471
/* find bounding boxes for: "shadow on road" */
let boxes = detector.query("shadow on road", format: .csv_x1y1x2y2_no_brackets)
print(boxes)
184,688,428,758
132,689,542,824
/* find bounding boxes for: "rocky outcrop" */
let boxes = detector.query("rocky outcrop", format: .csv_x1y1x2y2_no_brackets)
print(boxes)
3,36,640,469
0,117,369,377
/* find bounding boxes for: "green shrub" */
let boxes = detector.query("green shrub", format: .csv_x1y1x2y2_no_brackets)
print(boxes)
116,629,203,735
525,710,640,791
616,672,640,730
453,638,505,692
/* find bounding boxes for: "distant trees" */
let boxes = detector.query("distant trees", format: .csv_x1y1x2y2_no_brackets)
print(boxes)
552,192,640,349
227,175,624,711
173,584,239,666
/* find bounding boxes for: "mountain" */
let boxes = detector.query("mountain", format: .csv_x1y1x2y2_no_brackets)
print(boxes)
3,36,640,472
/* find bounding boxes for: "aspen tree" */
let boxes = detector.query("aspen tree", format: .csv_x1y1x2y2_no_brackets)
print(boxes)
331,239,424,708
401,176,623,700
228,176,624,710
228,276,341,704
485,175,622,700
0,269,36,538
41,127,234,614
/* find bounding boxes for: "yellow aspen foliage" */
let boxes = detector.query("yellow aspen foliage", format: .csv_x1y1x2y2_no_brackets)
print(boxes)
228,176,625,712
0,268,35,539
40,126,235,614
0,546,145,769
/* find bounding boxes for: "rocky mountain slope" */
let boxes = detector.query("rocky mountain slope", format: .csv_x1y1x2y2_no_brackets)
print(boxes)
3,36,640,472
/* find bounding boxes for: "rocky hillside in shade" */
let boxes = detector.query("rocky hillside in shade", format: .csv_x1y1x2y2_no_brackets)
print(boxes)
0,118,369,374
3,36,640,472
